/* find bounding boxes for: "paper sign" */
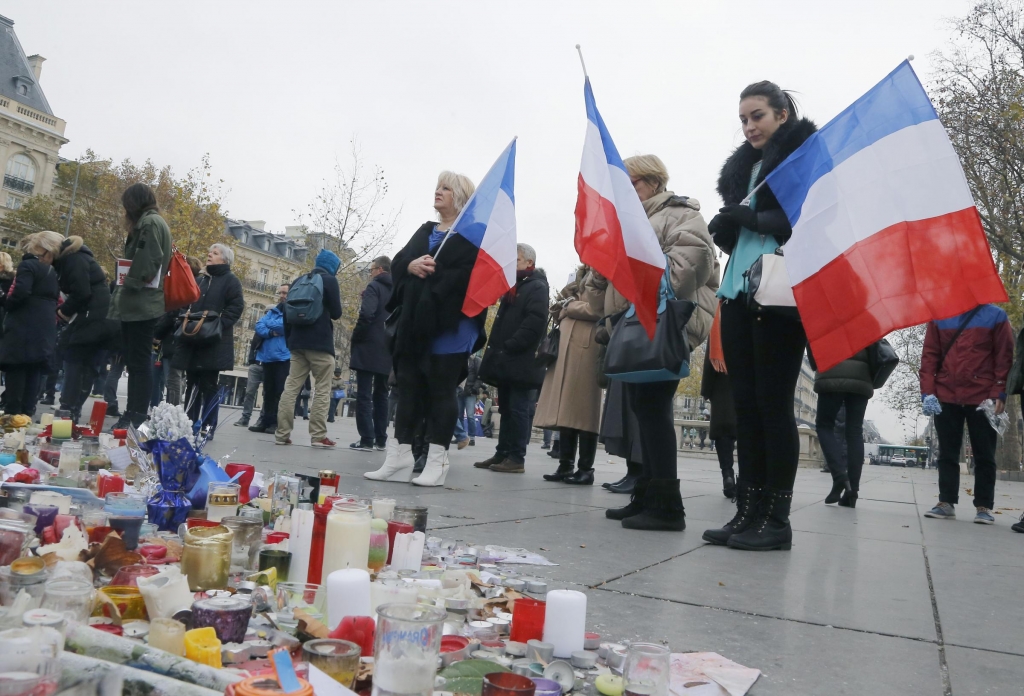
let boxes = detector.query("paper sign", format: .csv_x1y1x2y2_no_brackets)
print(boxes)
116,259,161,289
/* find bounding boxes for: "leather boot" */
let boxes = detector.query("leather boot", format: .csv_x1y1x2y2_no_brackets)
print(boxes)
621,479,685,531
248,418,267,433
838,489,858,508
364,435,415,482
702,483,762,546
825,474,851,504
722,470,737,500
412,444,450,487
543,463,574,482
603,474,627,490
606,479,648,520
608,474,638,494
563,469,594,485
727,487,793,551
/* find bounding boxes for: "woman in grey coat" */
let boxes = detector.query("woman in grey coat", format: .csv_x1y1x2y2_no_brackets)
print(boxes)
814,349,874,508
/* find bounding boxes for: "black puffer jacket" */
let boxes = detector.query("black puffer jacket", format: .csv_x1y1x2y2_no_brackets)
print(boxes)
173,264,244,372
0,254,58,367
53,236,115,348
814,349,873,398
350,272,393,375
479,269,549,389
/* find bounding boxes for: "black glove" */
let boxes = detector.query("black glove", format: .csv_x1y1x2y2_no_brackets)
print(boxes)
718,204,758,231
707,213,739,254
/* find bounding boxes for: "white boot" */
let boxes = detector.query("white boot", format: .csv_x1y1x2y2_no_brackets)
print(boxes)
412,444,450,487
364,437,415,482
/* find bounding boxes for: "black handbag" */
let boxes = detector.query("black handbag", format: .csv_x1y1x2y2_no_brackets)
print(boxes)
867,338,899,388
604,265,697,383
175,310,222,346
536,321,560,367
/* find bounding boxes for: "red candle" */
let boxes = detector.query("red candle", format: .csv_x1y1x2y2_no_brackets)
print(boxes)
224,463,256,504
54,514,79,540
266,531,289,545
328,615,375,656
98,473,124,498
385,521,414,565
308,495,343,585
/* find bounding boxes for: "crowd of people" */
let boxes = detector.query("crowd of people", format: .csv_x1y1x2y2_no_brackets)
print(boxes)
4,79,1024,545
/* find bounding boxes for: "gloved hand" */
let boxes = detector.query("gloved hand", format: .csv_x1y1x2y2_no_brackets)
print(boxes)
707,213,739,254
719,204,759,231
922,394,942,416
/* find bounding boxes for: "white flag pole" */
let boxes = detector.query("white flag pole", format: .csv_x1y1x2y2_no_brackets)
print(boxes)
576,44,589,78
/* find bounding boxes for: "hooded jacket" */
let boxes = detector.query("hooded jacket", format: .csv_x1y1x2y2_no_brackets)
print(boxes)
285,250,343,356
53,236,115,348
350,271,394,375
0,253,58,367
479,268,550,389
256,304,290,363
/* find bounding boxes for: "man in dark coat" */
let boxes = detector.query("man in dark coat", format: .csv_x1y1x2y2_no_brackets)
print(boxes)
275,249,344,447
475,244,549,474
349,256,394,451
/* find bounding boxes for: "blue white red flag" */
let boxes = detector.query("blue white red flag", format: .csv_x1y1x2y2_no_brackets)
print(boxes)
767,60,1007,371
575,78,665,339
449,138,518,317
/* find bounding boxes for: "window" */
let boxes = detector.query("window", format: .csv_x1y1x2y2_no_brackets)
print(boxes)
5,195,21,210
4,154,35,194
259,268,269,285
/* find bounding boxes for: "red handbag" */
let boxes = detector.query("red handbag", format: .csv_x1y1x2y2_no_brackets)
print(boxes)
164,247,200,311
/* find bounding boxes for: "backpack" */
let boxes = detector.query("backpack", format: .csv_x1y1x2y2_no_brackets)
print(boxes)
285,271,325,325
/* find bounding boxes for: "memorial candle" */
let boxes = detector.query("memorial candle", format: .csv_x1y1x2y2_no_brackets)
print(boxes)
542,589,587,658
289,504,315,585
326,568,371,630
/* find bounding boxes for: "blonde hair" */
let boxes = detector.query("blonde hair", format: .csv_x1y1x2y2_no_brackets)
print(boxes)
20,230,64,258
436,171,476,214
623,154,669,194
0,252,12,274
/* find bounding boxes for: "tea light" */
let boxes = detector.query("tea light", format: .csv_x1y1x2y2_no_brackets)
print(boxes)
504,579,526,592
571,650,598,669
526,580,548,594
326,568,371,630
527,639,555,663
542,590,587,658
505,641,527,657
584,632,601,650
487,618,511,635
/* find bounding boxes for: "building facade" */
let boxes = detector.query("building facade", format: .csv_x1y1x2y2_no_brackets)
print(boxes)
0,15,67,225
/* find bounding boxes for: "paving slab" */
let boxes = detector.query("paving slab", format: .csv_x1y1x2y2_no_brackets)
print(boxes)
945,646,1024,696
789,497,924,546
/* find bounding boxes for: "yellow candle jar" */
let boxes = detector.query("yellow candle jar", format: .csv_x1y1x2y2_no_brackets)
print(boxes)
180,525,234,591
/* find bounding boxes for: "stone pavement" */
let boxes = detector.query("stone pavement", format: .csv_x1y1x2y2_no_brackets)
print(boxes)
196,407,1023,695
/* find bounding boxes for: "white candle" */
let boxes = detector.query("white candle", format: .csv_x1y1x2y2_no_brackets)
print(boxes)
289,506,315,585
326,568,371,630
369,581,419,614
543,589,587,658
371,498,396,520
391,531,425,572
321,502,371,582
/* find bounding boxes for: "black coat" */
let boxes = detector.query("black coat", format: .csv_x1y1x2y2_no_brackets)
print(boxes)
0,254,58,367
388,221,487,358
479,270,549,389
700,347,736,440
154,309,181,361
461,354,483,398
53,237,115,349
0,271,15,339
173,264,244,372
284,266,342,356
350,272,393,375
814,349,874,398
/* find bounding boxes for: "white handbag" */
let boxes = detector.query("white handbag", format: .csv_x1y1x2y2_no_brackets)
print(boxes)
744,249,800,319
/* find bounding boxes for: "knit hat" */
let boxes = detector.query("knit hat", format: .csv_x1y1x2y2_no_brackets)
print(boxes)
315,249,341,275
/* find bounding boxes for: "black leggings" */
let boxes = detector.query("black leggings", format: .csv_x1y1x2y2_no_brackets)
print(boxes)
626,380,680,480
394,353,466,448
716,437,736,474
122,319,157,416
558,427,598,471
720,298,807,490
816,392,868,491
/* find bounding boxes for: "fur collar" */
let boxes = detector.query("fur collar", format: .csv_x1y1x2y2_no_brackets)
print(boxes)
717,117,817,210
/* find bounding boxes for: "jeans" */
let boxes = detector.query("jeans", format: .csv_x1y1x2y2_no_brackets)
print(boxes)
394,353,466,448
3,363,45,416
935,402,998,510
61,344,102,420
328,397,340,420
453,407,468,442
626,380,680,480
720,298,807,490
240,363,265,421
185,370,222,431
543,429,553,447
276,350,335,441
121,319,157,417
459,395,478,438
816,392,868,490
355,370,389,446
494,384,537,465
261,360,290,428
104,354,123,412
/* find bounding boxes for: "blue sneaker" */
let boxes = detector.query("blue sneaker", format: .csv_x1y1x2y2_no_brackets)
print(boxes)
924,502,956,519
974,508,995,525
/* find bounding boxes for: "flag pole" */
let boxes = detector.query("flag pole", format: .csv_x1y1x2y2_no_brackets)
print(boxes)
575,44,589,78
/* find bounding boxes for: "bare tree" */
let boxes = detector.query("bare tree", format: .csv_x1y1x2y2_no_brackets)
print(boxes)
882,325,926,425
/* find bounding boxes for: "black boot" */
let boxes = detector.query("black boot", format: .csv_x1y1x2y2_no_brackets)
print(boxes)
606,479,648,520
129,411,148,428
825,475,852,505
702,483,762,546
247,418,266,432
235,416,251,427
543,464,574,482
838,489,858,508
727,487,793,551
722,471,737,500
608,474,638,494
603,474,627,490
109,413,132,432
621,479,685,531
563,469,594,485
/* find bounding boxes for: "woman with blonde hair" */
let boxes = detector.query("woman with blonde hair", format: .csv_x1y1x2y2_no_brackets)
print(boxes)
365,171,487,487
0,232,60,415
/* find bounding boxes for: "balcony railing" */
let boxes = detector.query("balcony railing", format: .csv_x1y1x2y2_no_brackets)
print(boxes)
242,277,276,294
3,175,33,194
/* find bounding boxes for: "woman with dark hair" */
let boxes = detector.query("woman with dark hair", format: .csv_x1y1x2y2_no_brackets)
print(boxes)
173,243,244,435
0,231,60,416
702,81,817,551
110,183,173,429
53,235,115,423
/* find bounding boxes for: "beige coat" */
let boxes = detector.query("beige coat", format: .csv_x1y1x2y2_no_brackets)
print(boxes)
533,267,606,433
597,191,718,349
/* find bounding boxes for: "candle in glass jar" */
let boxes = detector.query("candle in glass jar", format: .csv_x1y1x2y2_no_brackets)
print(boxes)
149,618,186,656
57,441,81,476
371,498,396,521
318,470,339,503
180,525,234,591
367,518,389,573
206,482,240,523
321,501,371,582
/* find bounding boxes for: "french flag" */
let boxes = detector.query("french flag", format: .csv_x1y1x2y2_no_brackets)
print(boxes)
575,78,665,338
451,138,518,317
767,61,1007,372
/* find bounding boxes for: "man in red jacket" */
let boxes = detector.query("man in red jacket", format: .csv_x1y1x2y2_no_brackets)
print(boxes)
919,304,1014,524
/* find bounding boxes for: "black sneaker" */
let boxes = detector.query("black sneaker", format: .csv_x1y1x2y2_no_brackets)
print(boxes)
349,441,373,452
39,396,55,406
235,418,251,427
109,414,132,432
1012,512,1024,534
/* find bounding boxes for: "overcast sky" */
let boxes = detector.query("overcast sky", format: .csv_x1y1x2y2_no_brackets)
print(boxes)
7,0,976,443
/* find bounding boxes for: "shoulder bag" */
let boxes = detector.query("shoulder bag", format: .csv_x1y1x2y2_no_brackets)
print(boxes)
867,338,899,388
164,246,201,312
175,309,222,346
535,319,560,367
744,247,800,321
604,262,697,383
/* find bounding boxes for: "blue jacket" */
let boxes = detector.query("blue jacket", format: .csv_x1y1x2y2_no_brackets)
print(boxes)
255,304,291,363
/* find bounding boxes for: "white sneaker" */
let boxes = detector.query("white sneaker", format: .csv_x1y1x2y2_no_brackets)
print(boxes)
364,437,415,482
412,444,450,487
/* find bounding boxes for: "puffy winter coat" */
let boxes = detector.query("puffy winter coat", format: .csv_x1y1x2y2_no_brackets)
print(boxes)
172,264,245,372
814,349,873,398
599,191,717,349
479,269,550,389
53,236,115,349
256,304,290,363
350,272,393,375
0,254,58,367
920,304,1014,406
